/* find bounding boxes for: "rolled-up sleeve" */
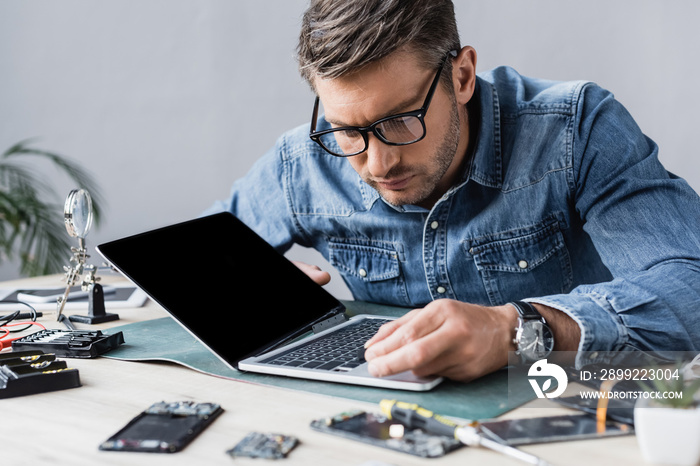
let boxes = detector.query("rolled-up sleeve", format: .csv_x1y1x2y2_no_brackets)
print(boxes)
531,83,700,367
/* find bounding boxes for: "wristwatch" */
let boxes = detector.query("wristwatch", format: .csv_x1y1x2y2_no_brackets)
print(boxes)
510,301,554,363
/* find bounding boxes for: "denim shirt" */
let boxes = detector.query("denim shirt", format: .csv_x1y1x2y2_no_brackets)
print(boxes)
208,66,700,367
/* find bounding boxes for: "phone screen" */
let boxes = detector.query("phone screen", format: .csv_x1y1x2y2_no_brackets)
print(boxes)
99,402,223,453
479,414,632,446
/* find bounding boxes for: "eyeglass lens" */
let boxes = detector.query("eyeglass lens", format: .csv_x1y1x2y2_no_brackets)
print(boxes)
319,115,424,156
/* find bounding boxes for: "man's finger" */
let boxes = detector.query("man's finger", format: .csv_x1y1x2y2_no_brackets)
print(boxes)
367,324,450,377
291,260,331,285
363,308,421,349
364,307,444,361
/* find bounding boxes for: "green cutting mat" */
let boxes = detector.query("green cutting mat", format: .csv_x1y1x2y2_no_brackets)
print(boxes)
103,301,535,420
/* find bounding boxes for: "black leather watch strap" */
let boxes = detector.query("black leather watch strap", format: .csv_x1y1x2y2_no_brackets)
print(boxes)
510,301,542,320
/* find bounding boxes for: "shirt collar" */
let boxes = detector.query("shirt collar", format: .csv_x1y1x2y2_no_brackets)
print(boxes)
467,76,504,189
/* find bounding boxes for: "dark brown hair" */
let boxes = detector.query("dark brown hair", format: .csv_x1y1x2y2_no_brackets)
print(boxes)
297,0,460,89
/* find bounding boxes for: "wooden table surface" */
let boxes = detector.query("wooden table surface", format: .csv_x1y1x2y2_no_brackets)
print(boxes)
0,274,646,465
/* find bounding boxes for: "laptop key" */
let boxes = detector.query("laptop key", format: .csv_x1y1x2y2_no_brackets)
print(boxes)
283,360,308,367
302,360,325,369
315,360,345,371
261,318,392,371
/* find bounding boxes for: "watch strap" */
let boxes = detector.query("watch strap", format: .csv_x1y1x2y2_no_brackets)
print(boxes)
510,301,542,320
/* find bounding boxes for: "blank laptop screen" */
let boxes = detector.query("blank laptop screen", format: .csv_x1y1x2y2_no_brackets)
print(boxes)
97,212,342,365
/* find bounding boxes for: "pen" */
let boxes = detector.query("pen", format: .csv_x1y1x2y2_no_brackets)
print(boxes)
380,399,552,466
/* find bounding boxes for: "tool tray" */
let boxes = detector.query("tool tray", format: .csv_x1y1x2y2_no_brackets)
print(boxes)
11,329,124,358
0,351,81,398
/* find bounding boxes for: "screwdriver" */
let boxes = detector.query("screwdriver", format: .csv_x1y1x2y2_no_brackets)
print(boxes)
380,399,552,466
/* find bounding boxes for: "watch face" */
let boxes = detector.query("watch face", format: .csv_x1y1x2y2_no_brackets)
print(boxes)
519,321,554,360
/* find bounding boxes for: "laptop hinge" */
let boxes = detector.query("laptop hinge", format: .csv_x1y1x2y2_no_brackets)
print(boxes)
245,305,348,358
311,311,348,334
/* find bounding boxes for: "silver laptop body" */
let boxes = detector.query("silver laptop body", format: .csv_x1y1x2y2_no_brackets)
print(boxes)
97,212,442,391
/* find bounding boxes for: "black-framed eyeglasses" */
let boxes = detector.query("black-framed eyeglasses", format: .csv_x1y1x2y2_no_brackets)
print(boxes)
309,50,458,157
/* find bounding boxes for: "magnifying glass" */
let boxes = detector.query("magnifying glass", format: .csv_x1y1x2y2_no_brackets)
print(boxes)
57,188,94,327
64,188,93,248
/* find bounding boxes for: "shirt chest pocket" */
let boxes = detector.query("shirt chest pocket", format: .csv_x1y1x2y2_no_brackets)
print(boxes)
328,239,410,306
466,221,573,305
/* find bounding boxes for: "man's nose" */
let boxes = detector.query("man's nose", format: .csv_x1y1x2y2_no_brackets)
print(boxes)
365,136,400,178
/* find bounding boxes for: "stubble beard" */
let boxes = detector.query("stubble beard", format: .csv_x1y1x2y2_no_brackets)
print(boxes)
370,98,462,207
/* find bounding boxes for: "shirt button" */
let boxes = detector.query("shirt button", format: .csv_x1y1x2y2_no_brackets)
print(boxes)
436,286,446,294
359,268,368,277
518,260,528,269
430,221,439,230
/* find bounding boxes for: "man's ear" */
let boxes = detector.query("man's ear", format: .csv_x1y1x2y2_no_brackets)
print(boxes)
452,46,477,105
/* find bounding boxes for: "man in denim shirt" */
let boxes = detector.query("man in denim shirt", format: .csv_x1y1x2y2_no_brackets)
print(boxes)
208,0,700,381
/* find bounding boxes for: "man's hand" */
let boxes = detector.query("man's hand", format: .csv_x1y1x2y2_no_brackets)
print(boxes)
363,299,517,381
292,261,331,286
363,299,581,382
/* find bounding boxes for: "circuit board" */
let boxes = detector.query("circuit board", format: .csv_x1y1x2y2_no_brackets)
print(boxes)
310,409,462,458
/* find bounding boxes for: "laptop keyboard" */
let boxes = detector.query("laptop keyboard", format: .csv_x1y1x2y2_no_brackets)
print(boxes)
261,318,390,372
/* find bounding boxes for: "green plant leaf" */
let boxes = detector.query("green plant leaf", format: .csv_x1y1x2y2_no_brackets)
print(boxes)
0,139,105,276
2,139,105,224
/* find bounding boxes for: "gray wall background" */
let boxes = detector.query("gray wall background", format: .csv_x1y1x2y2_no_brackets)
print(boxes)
1,1,698,301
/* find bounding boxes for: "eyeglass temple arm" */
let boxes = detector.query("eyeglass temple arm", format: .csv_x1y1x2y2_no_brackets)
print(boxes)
310,96,320,133
420,49,459,113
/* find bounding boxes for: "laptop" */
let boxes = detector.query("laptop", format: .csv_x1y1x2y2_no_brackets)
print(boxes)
96,212,442,391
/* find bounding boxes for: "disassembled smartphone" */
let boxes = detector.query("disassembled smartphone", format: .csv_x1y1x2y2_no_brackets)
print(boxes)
99,401,223,453
310,409,463,458
478,414,633,446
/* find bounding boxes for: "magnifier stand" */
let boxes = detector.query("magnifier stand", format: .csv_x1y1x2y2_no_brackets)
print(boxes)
68,283,119,324
57,243,120,326
68,264,120,324
57,188,120,327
